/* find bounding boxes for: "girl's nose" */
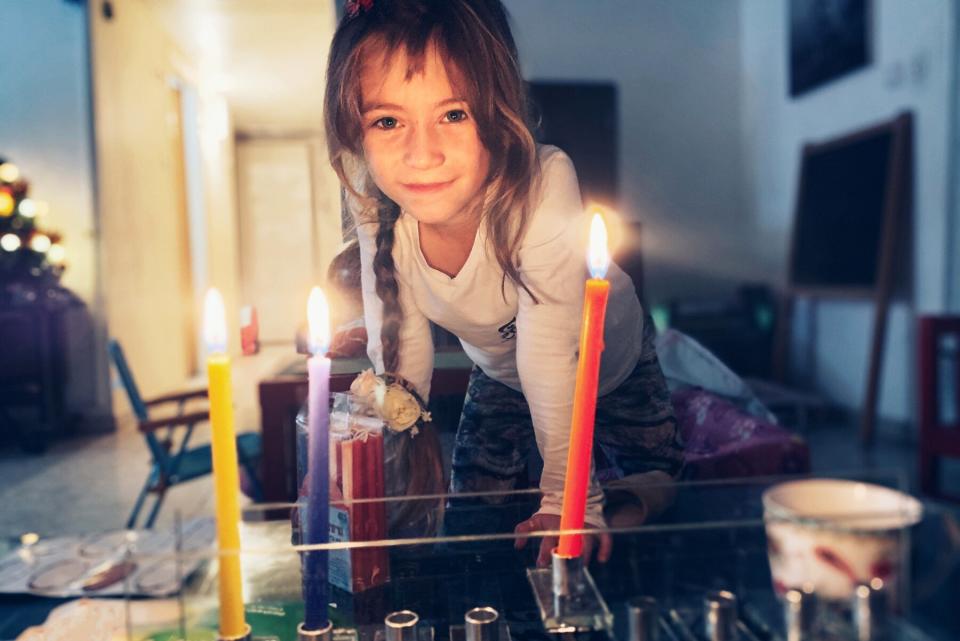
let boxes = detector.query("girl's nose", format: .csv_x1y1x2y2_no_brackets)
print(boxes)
403,126,444,169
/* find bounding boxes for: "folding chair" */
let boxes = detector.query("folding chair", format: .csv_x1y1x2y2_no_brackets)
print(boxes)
108,339,262,528
918,316,960,502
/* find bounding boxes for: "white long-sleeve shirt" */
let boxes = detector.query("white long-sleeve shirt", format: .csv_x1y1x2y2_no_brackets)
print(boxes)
355,145,644,524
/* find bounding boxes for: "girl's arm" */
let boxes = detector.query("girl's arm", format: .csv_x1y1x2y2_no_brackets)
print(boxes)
355,220,436,400
515,149,605,527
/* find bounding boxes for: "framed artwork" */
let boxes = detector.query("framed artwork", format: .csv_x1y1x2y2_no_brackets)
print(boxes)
789,0,870,97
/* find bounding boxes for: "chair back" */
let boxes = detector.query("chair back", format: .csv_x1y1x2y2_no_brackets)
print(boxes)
918,315,960,501
108,339,171,466
107,339,149,422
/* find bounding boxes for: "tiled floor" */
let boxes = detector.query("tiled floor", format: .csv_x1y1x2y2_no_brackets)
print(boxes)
0,344,301,540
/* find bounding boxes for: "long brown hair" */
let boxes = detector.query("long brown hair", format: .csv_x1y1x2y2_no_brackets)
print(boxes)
324,1,539,530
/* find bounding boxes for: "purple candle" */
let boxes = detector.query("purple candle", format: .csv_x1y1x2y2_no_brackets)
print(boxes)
304,287,331,630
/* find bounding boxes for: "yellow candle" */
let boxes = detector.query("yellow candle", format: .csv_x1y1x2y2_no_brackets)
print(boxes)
204,288,247,637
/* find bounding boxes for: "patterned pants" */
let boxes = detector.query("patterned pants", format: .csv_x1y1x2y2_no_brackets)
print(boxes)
450,315,684,498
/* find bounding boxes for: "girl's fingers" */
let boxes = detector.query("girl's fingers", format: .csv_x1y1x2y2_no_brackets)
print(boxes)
580,536,594,565
528,533,611,567
536,536,557,567
597,533,613,563
514,518,534,549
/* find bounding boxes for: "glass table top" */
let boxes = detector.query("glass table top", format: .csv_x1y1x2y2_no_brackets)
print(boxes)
1,471,956,639
92,470,958,640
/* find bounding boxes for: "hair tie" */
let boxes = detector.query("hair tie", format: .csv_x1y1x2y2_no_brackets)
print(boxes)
349,369,432,436
346,0,374,18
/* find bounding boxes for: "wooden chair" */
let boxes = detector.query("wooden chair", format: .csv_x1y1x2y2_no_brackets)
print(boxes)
918,316,960,502
108,339,262,528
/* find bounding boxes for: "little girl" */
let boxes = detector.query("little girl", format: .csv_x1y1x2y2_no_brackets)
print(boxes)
324,0,683,565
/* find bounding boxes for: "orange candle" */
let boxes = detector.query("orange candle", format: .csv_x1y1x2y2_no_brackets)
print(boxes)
557,212,610,558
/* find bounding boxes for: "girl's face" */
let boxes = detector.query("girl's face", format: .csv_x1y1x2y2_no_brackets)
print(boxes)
360,43,490,229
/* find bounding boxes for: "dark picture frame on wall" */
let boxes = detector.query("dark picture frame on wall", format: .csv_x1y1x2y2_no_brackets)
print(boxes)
527,81,618,208
789,0,870,97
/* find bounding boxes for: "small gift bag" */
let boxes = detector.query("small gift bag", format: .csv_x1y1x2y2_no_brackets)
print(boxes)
295,393,390,593
329,393,390,592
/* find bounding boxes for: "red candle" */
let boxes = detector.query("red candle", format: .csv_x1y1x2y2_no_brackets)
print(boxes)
557,212,610,558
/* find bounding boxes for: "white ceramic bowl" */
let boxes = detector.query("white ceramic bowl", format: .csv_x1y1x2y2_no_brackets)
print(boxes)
762,479,923,601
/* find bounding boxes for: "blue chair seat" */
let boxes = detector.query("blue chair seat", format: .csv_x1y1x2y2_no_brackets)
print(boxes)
149,432,262,487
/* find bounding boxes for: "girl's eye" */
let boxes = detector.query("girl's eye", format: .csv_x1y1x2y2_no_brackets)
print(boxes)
373,116,398,130
444,109,468,123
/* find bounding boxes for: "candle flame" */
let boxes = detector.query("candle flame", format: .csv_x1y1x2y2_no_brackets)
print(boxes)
587,211,610,279
307,287,330,356
203,288,228,354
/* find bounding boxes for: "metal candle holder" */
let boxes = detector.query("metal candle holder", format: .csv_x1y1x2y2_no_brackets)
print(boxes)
853,579,888,641
218,624,253,641
526,549,613,633
385,610,422,641
703,590,737,641
449,606,512,641
298,620,334,641
783,586,817,641
626,596,659,641
465,606,500,641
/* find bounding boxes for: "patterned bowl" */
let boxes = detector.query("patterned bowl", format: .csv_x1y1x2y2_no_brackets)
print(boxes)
762,479,923,601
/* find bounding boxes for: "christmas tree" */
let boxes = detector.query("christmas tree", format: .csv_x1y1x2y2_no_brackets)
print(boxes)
0,156,66,289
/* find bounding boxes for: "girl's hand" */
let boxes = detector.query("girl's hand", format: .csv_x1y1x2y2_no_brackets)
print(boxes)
513,513,612,568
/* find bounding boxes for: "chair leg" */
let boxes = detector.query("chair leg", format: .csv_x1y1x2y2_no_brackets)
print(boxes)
919,446,939,498
240,453,263,502
127,479,153,529
144,488,168,529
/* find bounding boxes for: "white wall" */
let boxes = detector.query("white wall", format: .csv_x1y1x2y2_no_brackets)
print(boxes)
91,0,250,411
741,0,956,421
508,1,956,422
235,135,345,344
948,5,960,312
0,0,112,429
505,0,749,302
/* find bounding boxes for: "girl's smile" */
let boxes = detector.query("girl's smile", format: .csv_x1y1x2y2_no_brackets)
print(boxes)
401,180,455,194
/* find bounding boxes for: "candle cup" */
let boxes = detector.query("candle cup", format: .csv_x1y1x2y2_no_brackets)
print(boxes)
385,610,420,641
218,623,252,641
783,585,817,641
853,579,888,641
551,549,586,599
526,549,614,633
626,596,659,641
702,590,737,641
465,606,500,641
298,620,334,641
